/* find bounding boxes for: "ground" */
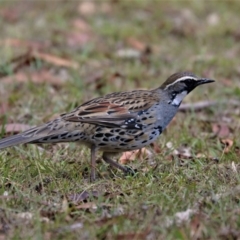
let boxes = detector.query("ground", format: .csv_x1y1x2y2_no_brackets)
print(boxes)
0,1,240,239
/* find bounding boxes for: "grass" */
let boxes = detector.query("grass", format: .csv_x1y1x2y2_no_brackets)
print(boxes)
0,1,240,239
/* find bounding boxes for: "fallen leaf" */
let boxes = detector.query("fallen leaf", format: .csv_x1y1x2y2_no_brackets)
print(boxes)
119,148,152,164
127,37,148,52
78,2,96,15
75,202,98,210
212,123,230,138
150,142,161,153
221,139,234,153
1,123,32,134
221,78,234,87
0,7,20,23
1,70,65,87
32,51,79,69
72,18,92,32
190,213,205,239
0,102,9,115
0,38,49,50
66,32,92,48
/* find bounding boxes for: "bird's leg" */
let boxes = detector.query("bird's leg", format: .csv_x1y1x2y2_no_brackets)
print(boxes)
102,152,136,175
90,145,97,182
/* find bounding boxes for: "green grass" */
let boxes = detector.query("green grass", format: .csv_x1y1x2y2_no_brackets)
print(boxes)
0,1,240,239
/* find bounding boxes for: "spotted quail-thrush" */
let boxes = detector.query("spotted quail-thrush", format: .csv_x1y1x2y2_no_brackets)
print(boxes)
0,72,214,181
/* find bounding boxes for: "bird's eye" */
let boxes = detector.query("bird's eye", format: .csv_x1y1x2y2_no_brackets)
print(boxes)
172,92,177,97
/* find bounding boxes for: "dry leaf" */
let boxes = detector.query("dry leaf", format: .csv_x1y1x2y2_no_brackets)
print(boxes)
221,139,234,153
1,123,32,134
150,142,161,153
1,70,65,87
72,18,92,32
66,32,92,48
190,213,205,239
78,2,96,15
75,202,98,210
32,51,79,69
0,102,9,115
119,148,152,164
212,123,230,138
0,38,48,50
221,78,233,87
0,7,20,22
127,37,147,52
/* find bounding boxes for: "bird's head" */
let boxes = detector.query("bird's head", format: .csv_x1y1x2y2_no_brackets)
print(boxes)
159,72,214,106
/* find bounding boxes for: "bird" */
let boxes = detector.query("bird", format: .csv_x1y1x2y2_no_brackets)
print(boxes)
0,72,214,181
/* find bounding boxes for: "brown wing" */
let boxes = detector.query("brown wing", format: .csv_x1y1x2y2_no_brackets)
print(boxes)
61,90,159,129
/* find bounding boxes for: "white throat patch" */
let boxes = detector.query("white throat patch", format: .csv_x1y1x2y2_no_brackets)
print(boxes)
172,91,187,106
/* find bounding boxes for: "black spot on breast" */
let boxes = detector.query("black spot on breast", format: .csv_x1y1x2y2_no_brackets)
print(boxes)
73,133,81,137
102,138,108,142
154,126,162,133
119,132,125,135
95,133,104,138
50,136,59,140
98,143,107,146
120,143,128,146
105,133,113,137
60,133,68,137
124,139,132,143
137,132,144,137
141,140,148,144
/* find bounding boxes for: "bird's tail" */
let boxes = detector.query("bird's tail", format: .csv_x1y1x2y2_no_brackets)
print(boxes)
0,117,84,150
0,118,73,150
0,125,47,150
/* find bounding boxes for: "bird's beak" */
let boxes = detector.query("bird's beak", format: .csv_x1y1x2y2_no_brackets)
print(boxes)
197,78,215,86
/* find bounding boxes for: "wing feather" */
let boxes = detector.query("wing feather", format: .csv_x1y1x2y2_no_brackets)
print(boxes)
62,90,159,129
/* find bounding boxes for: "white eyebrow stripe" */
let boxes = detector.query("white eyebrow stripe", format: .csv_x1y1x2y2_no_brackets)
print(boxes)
165,76,198,89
